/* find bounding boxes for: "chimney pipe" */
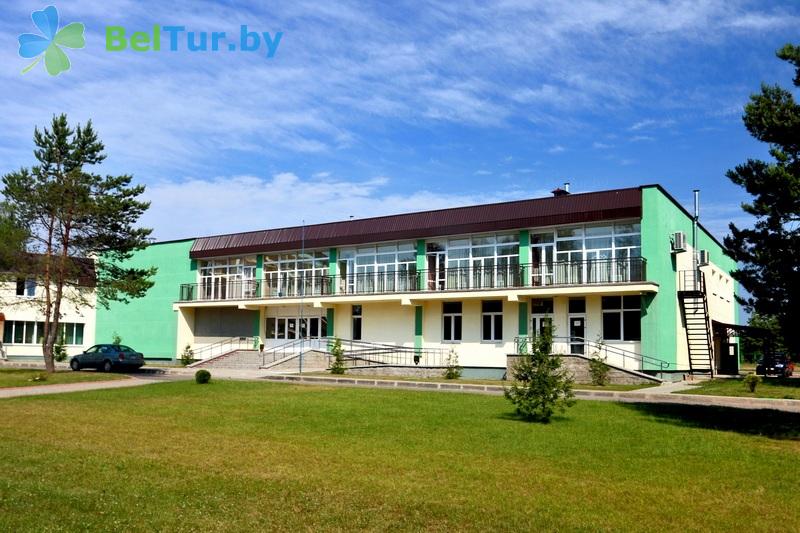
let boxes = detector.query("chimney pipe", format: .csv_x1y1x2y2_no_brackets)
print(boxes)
564,182,570,193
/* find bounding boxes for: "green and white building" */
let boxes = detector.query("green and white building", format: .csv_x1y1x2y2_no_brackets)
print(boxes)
83,184,739,377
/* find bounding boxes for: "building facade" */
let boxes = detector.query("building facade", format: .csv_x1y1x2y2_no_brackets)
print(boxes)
90,184,739,376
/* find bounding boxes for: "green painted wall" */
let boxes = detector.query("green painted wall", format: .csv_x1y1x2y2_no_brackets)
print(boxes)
640,186,736,369
518,302,528,336
416,239,426,289
519,230,530,287
328,248,338,294
95,239,196,359
414,305,423,352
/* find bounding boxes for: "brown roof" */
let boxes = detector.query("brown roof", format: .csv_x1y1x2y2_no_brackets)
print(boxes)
190,187,642,258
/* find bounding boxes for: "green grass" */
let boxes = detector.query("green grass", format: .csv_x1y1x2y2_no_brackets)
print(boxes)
0,368,128,388
683,377,800,400
0,381,798,532
308,372,658,391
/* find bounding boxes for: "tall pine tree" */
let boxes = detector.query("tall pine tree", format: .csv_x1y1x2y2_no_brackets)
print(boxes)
1,115,155,372
725,44,800,355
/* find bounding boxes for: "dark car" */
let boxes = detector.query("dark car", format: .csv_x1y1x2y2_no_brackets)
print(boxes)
70,344,145,372
756,354,794,378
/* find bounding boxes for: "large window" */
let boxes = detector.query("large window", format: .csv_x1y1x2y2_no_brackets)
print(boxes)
439,233,519,290
15,278,36,298
442,302,462,342
2,321,84,345
264,252,329,297
602,296,641,341
351,305,362,340
532,221,641,284
265,316,327,340
481,300,503,342
199,256,257,300
338,243,416,294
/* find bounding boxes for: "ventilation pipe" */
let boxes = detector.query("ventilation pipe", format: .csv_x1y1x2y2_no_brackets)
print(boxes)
551,182,571,197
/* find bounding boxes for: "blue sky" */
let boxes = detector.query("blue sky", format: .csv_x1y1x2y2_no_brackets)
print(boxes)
2,0,798,241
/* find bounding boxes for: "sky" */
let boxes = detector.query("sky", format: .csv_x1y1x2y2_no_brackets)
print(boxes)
1,0,798,241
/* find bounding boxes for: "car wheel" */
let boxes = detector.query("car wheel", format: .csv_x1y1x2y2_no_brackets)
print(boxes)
102,360,113,373
70,359,81,371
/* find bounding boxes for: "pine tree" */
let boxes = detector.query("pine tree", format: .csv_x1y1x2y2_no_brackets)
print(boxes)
725,44,800,355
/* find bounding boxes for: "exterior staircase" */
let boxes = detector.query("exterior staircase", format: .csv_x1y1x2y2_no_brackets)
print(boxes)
677,270,714,375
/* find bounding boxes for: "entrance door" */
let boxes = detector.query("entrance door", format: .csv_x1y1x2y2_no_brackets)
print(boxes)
569,316,585,355
427,251,445,290
531,244,554,286
720,342,739,375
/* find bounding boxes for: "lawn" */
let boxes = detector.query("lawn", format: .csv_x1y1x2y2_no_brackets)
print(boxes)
0,380,798,532
0,368,128,388
308,372,658,391
683,377,800,400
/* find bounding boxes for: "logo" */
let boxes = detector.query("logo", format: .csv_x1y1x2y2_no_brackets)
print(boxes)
18,5,85,76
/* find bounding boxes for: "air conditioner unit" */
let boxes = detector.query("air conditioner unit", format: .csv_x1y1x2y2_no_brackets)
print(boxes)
698,250,710,266
671,232,686,253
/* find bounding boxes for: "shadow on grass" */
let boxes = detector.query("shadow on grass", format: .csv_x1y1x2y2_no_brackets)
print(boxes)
623,403,800,440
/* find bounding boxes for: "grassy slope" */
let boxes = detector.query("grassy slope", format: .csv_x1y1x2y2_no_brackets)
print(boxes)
0,380,798,532
683,377,800,400
0,369,127,388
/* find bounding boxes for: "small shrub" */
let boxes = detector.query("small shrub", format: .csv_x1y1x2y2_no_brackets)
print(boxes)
179,344,195,367
195,369,211,384
744,373,761,393
589,356,611,386
111,332,122,346
505,327,575,423
329,337,346,375
443,348,462,380
53,334,68,363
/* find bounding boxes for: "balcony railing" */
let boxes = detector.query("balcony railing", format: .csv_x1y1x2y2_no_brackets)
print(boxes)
178,257,647,302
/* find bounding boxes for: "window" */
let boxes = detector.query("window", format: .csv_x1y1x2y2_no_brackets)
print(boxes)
352,305,362,340
443,302,462,342
15,278,35,297
568,298,586,314
264,251,329,297
1,321,85,345
199,256,257,300
481,300,503,342
530,298,553,336
601,296,641,341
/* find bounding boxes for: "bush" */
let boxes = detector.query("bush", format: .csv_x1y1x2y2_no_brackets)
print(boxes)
180,344,195,367
195,369,211,384
53,334,68,363
442,348,462,380
504,328,575,423
588,356,610,386
744,373,761,393
112,332,122,346
329,337,346,375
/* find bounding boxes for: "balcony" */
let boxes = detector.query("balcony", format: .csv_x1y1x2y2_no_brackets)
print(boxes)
177,257,646,302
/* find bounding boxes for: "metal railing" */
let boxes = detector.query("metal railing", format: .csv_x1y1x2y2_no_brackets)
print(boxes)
191,336,259,361
178,258,647,302
678,269,705,293
260,337,448,369
514,335,671,372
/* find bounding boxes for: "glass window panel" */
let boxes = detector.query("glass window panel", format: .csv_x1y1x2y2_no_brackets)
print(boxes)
447,238,470,248
623,295,641,310
356,255,375,265
472,235,496,245
377,254,396,264
615,222,641,235
443,302,462,314
3,323,12,344
568,298,586,314
496,233,518,244
377,244,396,253
39,322,48,344
397,242,414,252
482,300,502,313
266,318,277,338
556,240,581,251
482,314,493,341
603,312,621,340
24,321,35,344
615,235,641,247
277,319,286,339
397,251,416,262
496,245,519,256
352,317,362,340
315,251,328,259
352,305,362,316
493,315,503,341
443,315,453,341
471,246,494,257
531,298,554,314
357,246,376,254
585,237,612,250
454,315,462,341
339,249,355,259
531,232,554,244
426,242,445,252
557,227,583,238
244,256,257,266
602,296,622,310
448,248,469,259
630,247,641,257
321,317,328,338
585,225,613,237
74,324,84,345
13,322,24,344
623,311,641,341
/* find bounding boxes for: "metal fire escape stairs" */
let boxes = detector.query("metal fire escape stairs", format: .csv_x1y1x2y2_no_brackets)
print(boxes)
677,269,714,375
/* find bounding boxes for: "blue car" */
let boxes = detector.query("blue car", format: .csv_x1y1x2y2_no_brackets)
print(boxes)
70,344,145,372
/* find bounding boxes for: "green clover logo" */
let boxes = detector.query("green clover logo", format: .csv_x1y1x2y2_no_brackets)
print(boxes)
18,5,85,76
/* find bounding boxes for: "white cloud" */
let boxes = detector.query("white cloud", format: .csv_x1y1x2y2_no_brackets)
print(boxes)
548,145,566,154
592,142,613,149
630,135,655,142
474,170,493,176
140,172,549,240
629,118,677,131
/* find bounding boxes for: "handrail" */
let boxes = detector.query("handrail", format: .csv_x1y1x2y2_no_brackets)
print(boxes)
178,257,647,302
193,336,258,361
260,336,449,369
513,335,672,372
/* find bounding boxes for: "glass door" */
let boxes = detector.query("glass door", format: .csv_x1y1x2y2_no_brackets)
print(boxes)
531,244,554,286
569,316,585,354
427,251,445,290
